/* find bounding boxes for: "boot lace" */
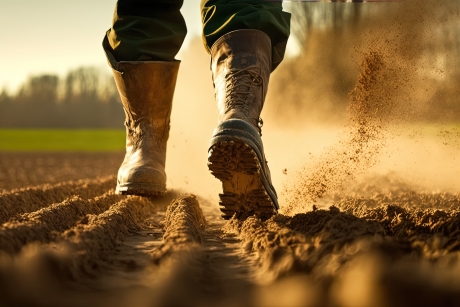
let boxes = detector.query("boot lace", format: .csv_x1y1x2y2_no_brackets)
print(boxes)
224,67,264,135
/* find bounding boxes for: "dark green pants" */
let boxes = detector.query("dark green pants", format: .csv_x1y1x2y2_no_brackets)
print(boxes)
105,0,290,71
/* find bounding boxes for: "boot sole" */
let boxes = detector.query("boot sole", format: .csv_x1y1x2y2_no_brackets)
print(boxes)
116,183,166,197
208,138,277,220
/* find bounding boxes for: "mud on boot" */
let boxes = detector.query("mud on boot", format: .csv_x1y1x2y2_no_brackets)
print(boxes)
208,30,279,219
104,36,180,197
208,120,278,220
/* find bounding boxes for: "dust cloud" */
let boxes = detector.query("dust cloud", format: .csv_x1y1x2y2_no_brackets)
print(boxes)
166,0,459,215
165,38,220,202
0,1,460,306
271,0,460,214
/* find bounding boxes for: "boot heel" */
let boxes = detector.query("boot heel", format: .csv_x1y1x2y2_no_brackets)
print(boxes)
208,138,277,220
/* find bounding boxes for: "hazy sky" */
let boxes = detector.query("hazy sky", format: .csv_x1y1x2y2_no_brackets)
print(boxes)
0,1,415,93
0,0,205,92
0,1,302,93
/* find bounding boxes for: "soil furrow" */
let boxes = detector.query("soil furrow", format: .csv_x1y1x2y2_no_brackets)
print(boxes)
150,196,257,305
0,192,123,254
59,196,156,278
225,208,394,282
0,175,116,224
201,221,258,296
162,195,206,246
152,195,206,264
77,210,167,294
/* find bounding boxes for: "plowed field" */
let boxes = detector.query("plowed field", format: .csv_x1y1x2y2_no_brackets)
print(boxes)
1,152,460,307
1,1,459,303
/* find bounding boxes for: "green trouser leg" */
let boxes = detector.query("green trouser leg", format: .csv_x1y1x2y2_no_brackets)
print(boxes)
104,0,187,64
201,0,290,71
103,0,290,70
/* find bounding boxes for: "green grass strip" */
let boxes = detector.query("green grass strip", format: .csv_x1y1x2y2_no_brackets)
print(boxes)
0,129,125,152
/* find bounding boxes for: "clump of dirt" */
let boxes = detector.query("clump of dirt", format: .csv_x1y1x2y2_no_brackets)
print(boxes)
438,127,460,149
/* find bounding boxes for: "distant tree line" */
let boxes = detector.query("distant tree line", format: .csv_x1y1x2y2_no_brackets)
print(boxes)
2,3,459,129
0,67,124,128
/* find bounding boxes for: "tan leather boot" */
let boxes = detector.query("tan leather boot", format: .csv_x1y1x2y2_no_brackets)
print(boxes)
207,30,278,220
112,61,179,196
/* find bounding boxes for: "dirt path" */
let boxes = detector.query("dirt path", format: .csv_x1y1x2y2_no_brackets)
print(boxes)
92,195,258,305
0,180,259,306
1,173,460,306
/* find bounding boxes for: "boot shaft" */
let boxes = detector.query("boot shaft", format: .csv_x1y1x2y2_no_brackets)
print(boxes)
210,30,272,131
112,61,180,156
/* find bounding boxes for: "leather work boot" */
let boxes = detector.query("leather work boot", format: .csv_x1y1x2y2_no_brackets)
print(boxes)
207,30,278,220
112,61,180,196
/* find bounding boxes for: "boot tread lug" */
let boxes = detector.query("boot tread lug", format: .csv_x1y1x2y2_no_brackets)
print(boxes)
208,139,277,220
